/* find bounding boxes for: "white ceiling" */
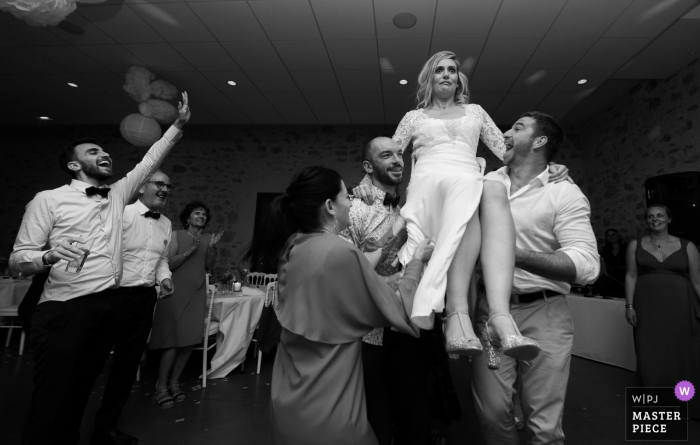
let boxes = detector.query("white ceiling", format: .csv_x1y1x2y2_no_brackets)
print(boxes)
0,0,699,126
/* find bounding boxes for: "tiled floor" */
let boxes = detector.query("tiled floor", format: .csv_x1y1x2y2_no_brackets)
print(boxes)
1,338,698,444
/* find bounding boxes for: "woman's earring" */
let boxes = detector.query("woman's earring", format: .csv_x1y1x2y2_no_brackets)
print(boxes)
333,216,337,234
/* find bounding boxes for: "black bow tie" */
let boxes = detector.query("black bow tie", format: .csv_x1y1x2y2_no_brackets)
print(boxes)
383,194,400,208
85,186,110,198
144,211,161,219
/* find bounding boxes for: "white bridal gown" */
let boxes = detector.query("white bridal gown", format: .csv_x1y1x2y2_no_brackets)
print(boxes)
393,103,506,329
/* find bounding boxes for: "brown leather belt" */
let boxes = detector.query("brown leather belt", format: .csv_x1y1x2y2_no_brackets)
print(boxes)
512,289,561,304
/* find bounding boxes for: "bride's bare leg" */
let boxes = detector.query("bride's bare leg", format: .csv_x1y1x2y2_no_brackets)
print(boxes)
480,181,515,331
444,213,482,355
480,181,539,359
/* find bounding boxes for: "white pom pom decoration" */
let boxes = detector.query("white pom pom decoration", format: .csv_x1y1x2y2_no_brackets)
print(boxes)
123,66,155,103
120,114,162,147
139,99,178,124
150,79,178,101
120,66,179,145
0,0,105,27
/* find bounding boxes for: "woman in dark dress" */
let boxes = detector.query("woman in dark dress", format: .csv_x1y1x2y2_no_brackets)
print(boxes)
625,204,700,418
149,201,223,407
249,166,433,445
600,228,627,282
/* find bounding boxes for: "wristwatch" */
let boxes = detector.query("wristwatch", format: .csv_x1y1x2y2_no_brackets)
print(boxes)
42,251,52,266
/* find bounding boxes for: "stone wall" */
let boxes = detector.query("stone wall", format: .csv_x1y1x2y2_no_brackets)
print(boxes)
1,124,401,273
11,66,697,275
571,58,700,243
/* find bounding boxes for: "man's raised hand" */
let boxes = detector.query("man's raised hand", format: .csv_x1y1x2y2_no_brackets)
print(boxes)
174,92,191,128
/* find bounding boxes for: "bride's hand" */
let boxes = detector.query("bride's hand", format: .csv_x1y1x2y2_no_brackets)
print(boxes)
548,163,574,184
352,182,375,205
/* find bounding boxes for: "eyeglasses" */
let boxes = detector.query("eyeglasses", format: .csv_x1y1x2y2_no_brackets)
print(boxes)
148,181,175,191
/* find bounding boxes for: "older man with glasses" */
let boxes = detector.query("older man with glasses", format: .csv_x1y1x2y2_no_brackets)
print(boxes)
90,170,176,445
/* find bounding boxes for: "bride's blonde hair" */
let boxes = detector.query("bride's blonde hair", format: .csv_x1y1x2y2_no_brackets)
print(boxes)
415,51,470,109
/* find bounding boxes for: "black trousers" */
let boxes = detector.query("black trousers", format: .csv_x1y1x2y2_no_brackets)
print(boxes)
92,286,157,435
22,290,119,445
383,328,431,445
362,329,431,445
362,341,392,445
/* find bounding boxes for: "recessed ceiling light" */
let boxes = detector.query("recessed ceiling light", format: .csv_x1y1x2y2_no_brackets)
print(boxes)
399,79,408,85
393,12,417,29
227,80,236,86
67,82,78,87
38,116,51,120
577,79,588,84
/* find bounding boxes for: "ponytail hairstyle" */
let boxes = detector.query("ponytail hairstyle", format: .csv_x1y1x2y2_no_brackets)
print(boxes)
416,51,470,109
243,166,342,271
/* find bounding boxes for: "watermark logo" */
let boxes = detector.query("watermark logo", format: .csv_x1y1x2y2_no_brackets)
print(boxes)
625,382,692,441
674,381,695,402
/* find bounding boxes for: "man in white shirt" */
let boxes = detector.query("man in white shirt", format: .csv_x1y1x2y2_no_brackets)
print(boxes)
10,95,190,445
91,170,175,445
471,112,599,445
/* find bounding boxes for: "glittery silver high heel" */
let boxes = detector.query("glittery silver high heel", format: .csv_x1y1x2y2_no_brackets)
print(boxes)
445,311,483,357
481,331,501,369
485,313,540,361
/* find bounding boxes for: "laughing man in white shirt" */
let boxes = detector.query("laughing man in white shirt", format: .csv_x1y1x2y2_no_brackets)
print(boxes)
10,94,191,445
90,170,175,445
471,112,599,445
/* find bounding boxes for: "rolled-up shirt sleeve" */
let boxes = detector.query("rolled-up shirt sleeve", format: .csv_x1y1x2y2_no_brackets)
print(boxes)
554,191,600,285
10,192,54,275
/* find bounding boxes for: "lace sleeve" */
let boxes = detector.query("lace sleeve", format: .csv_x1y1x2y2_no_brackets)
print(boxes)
392,110,421,150
476,105,506,161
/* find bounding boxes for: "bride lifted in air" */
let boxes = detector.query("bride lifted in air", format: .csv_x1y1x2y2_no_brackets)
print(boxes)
356,51,570,364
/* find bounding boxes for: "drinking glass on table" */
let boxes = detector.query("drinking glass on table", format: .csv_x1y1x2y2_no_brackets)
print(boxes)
65,238,95,274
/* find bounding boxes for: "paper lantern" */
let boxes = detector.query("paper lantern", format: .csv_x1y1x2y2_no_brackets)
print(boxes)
120,113,161,147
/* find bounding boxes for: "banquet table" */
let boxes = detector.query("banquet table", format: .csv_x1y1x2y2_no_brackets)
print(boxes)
565,293,636,371
0,278,31,308
207,286,266,379
0,278,32,325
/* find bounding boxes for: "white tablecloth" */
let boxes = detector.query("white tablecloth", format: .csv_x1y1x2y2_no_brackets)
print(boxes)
0,278,31,324
207,287,265,379
566,294,637,371
0,278,31,307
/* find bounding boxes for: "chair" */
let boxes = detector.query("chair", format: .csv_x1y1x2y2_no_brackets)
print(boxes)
246,272,277,290
254,281,278,374
0,305,26,355
194,284,219,388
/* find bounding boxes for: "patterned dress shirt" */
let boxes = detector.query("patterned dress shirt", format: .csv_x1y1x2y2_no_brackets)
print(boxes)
339,181,404,345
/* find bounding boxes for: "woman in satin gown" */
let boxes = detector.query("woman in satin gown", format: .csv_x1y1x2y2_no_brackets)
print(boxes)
248,166,433,444
625,204,700,418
